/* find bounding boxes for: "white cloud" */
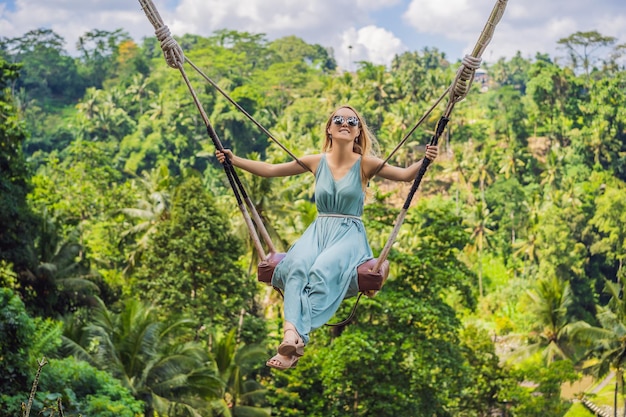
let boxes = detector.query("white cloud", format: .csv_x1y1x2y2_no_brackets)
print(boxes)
337,26,406,69
170,0,367,41
1,0,624,67
167,0,407,67
403,0,488,36
402,0,626,62
359,26,407,65
354,0,400,8
0,0,148,54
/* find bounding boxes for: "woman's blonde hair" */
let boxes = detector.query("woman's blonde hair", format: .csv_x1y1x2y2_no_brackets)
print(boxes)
322,105,380,185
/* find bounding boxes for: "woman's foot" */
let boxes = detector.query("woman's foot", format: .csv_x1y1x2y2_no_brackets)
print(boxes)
266,353,299,370
278,328,305,357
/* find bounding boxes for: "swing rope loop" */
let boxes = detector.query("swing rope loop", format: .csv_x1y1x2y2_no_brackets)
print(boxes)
139,0,311,172
138,0,274,259
444,0,508,117
157,26,185,69
139,0,185,68
452,55,482,101
374,0,508,273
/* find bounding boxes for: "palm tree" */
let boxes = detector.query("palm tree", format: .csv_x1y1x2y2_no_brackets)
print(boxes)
575,276,626,417
498,146,526,180
208,329,270,417
513,197,542,277
469,151,495,202
125,73,153,114
464,200,494,297
510,276,587,365
446,142,476,207
76,87,100,119
89,88,133,141
28,210,101,316
355,62,395,125
540,148,564,192
145,91,168,121
118,165,172,274
62,298,221,417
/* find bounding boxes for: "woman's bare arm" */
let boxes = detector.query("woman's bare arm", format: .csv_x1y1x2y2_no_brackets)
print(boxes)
363,145,439,182
216,150,321,178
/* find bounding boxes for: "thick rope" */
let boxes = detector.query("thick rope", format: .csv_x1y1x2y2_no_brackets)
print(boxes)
138,0,276,257
377,53,483,174
371,0,508,274
139,0,310,173
185,59,312,173
378,2,506,171
138,0,184,68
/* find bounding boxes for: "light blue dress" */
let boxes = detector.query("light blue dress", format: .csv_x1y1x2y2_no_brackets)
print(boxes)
272,154,373,344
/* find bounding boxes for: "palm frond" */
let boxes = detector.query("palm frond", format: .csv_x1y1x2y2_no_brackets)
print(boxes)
231,405,272,417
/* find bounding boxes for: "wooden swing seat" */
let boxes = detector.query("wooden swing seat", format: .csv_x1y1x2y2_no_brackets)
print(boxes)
257,252,390,294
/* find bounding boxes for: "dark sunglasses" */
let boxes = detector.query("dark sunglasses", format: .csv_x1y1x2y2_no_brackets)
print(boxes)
332,115,359,127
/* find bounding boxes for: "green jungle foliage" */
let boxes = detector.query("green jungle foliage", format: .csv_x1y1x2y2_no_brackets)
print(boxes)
1,25,626,416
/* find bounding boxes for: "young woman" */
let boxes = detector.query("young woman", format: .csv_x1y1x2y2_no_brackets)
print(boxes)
216,105,438,370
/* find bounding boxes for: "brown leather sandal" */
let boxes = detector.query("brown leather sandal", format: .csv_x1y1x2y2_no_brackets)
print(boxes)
266,353,300,370
278,328,305,357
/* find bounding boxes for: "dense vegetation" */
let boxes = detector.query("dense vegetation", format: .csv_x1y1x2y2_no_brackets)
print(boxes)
1,26,625,416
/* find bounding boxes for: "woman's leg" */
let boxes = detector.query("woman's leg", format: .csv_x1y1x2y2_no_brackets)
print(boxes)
306,246,359,331
266,320,304,370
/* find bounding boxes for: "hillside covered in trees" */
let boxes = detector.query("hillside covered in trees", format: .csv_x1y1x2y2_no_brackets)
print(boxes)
1,26,625,416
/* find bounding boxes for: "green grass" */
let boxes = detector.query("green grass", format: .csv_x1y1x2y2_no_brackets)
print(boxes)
563,402,595,417
590,374,617,407
580,373,625,417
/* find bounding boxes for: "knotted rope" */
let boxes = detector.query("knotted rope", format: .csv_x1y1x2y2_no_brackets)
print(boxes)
155,25,185,69
371,0,508,274
138,0,277,260
139,0,184,68
379,0,507,168
443,0,508,118
447,55,482,111
138,0,310,172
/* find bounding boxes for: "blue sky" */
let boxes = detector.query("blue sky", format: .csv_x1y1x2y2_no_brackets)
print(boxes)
1,0,625,69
